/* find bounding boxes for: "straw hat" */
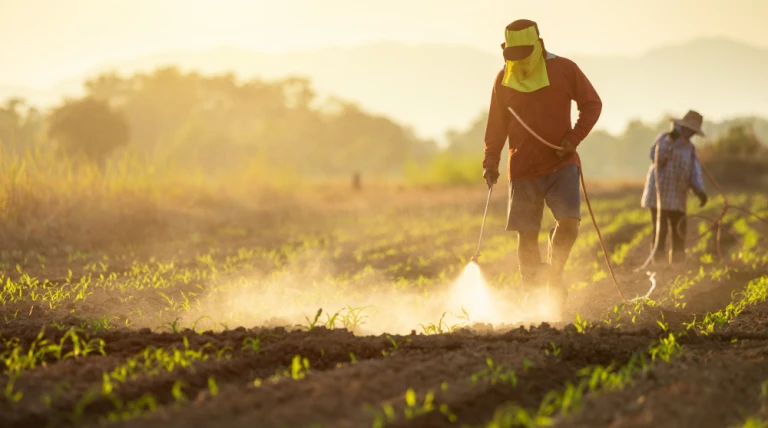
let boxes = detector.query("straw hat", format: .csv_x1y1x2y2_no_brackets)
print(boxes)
672,110,705,136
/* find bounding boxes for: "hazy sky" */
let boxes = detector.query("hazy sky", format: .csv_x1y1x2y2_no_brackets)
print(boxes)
2,0,768,87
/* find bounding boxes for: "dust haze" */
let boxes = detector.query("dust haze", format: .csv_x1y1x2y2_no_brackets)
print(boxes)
184,252,563,336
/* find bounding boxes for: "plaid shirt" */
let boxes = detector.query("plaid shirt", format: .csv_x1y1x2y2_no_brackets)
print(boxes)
641,131,705,213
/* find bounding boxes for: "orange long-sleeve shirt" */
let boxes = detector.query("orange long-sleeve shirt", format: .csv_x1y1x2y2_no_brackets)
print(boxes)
483,55,602,180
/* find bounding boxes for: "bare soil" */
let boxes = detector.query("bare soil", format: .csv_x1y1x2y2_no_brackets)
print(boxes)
1,186,766,427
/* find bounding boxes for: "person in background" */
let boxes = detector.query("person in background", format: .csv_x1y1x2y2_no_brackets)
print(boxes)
482,19,602,309
641,110,708,264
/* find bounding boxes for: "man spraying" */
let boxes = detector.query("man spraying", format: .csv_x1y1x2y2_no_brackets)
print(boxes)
641,110,708,264
482,19,602,308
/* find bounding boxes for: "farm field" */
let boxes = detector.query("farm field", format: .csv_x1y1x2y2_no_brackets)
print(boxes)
1,183,768,428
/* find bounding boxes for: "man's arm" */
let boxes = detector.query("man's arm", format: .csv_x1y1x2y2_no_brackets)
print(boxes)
483,71,509,172
690,153,706,196
564,61,602,146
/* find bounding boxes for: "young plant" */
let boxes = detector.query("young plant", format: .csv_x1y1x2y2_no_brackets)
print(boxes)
291,355,310,380
324,310,341,329
545,342,562,357
341,306,372,331
163,318,183,333
649,332,683,363
419,312,450,335
171,380,188,405
470,358,518,387
298,308,323,331
242,337,261,353
4,374,23,403
573,313,590,333
207,377,219,397
382,335,412,357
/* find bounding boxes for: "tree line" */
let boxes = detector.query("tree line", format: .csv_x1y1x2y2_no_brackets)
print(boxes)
445,112,768,185
0,67,436,176
1,67,766,185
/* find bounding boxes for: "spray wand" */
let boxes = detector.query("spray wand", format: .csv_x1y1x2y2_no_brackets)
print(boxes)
470,184,494,263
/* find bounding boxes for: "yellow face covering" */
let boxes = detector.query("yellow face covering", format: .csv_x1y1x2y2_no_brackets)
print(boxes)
501,26,550,92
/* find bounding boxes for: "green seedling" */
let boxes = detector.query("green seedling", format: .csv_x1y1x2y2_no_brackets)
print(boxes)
291,355,310,380
269,355,311,383
573,313,590,334
207,377,219,397
49,321,67,331
365,402,396,428
299,308,323,331
192,316,215,333
523,359,533,371
404,388,433,420
545,342,562,357
341,305,372,331
163,318,183,333
419,312,450,335
649,333,683,363
171,380,188,404
471,358,518,387
102,394,158,423
84,316,113,333
485,403,553,428
70,391,96,424
458,307,471,324
382,335,411,357
739,417,768,428
242,337,261,353
366,387,448,427
324,310,341,329
4,374,23,403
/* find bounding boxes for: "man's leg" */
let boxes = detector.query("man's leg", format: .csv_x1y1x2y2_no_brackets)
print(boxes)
543,165,582,295
669,210,687,263
548,217,579,288
518,231,543,294
507,179,545,295
650,208,669,264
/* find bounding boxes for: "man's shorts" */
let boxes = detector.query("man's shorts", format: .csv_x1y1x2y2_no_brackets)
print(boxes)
506,165,582,232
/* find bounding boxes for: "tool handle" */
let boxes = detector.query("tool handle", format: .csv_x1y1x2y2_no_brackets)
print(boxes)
475,185,494,257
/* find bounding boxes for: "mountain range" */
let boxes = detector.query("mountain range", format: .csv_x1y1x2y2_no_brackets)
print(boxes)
2,37,767,142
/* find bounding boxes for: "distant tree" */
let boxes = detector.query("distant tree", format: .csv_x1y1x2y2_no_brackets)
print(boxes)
0,98,43,154
446,112,486,156
710,124,760,157
441,111,768,181
702,117,768,144
698,123,767,187
48,97,129,166
443,112,504,179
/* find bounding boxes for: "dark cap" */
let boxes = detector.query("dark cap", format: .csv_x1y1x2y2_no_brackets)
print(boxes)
501,19,541,61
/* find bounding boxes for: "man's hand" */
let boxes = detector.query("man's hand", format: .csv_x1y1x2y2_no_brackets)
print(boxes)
697,192,708,208
483,167,500,187
557,139,576,159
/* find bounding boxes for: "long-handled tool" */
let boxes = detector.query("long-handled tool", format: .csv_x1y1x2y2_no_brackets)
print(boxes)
470,185,494,263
